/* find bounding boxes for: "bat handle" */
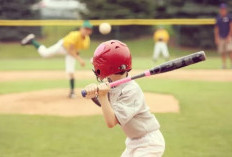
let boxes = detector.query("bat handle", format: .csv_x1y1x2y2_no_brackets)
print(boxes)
109,77,132,88
81,77,132,97
81,90,87,97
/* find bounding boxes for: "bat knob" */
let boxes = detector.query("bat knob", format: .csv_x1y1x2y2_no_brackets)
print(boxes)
81,90,87,97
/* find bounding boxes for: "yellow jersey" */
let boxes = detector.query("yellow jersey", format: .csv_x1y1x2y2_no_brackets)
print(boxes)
63,31,90,51
153,29,169,43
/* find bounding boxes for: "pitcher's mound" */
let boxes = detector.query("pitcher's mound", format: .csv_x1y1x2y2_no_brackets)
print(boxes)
0,89,179,116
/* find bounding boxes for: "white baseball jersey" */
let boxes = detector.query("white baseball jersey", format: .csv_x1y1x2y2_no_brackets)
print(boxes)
108,80,160,139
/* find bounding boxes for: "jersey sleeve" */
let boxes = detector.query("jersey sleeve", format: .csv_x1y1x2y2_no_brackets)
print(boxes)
63,32,78,49
153,31,156,41
163,30,169,42
111,84,144,126
154,31,158,41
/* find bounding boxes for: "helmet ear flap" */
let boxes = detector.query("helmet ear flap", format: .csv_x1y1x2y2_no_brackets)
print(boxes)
115,64,128,75
119,64,127,71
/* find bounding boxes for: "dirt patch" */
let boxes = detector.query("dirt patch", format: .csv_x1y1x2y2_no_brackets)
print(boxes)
0,71,95,82
0,89,179,116
0,70,232,82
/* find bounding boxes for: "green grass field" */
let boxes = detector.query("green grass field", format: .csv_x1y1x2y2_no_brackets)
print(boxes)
0,79,232,157
0,56,223,71
0,26,232,157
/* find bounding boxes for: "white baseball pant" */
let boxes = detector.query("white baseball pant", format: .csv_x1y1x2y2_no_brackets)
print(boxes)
153,41,169,60
37,39,76,73
121,130,165,157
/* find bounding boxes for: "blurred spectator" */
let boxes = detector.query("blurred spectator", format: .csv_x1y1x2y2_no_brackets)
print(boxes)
214,3,232,69
153,27,170,62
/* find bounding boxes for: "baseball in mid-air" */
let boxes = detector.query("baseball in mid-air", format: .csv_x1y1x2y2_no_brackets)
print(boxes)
99,23,111,35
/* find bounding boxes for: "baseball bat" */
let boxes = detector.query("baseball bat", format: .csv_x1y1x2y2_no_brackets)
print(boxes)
81,51,206,97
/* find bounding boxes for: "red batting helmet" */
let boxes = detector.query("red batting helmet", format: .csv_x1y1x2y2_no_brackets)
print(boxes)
92,40,132,80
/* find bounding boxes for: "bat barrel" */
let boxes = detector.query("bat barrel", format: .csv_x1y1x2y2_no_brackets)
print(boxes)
150,51,206,75
185,51,206,63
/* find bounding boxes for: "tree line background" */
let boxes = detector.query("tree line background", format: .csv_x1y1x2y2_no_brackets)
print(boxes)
0,0,41,41
1,0,231,48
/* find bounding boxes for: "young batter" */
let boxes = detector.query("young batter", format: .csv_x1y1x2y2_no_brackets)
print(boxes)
84,40,165,157
21,20,93,98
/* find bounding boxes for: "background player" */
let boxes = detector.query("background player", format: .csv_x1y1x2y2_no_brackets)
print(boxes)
214,3,232,69
21,20,93,98
153,26,170,62
83,40,165,157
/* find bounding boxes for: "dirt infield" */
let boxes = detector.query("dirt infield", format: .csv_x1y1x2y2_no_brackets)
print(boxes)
0,89,179,116
1,69,232,82
1,69,230,116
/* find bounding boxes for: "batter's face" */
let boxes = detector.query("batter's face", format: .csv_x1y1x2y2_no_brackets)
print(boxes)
219,8,227,17
108,73,127,82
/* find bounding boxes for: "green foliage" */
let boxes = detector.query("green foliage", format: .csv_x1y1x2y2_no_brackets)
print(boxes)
0,0,41,41
163,0,230,48
80,0,156,19
177,25,215,48
81,0,230,48
79,0,156,39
